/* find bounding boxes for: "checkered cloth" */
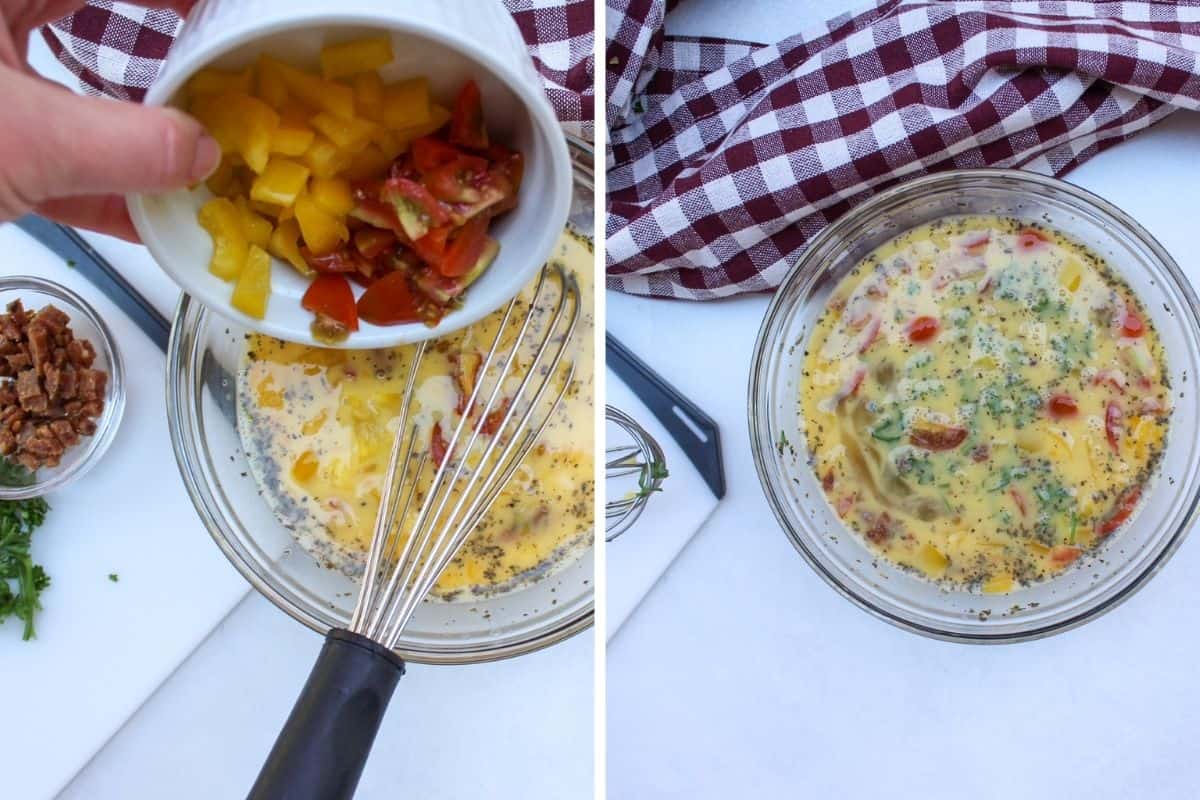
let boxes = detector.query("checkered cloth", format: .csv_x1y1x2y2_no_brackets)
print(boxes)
607,0,1200,299
42,0,595,141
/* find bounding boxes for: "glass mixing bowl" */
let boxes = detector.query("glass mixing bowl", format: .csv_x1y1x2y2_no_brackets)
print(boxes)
749,169,1200,642
166,138,594,664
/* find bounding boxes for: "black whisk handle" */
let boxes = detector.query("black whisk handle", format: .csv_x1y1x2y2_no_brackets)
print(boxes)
247,628,405,800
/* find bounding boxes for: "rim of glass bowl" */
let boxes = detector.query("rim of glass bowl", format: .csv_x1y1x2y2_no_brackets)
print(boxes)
0,275,126,500
748,168,1200,643
166,138,594,664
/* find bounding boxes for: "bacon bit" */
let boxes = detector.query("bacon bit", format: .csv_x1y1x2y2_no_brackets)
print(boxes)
845,301,872,329
836,494,856,517
1016,227,1051,252
1137,375,1153,391
909,424,968,451
1105,401,1123,453
832,366,867,406
962,231,990,255
857,316,882,354
976,274,992,294
1047,393,1078,419
970,444,990,463
1140,397,1166,415
1092,369,1127,394
822,470,835,492
1050,545,1083,567
866,511,894,543
1098,485,1142,537
480,398,511,436
864,278,888,299
1009,488,1028,517
430,422,451,467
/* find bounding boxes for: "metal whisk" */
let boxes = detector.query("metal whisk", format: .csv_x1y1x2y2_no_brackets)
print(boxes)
605,405,667,542
249,263,581,800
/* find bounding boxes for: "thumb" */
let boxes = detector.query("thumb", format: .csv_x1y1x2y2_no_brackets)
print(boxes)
0,70,220,215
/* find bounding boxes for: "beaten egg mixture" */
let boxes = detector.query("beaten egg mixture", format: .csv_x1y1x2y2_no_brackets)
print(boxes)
238,230,593,599
801,216,1169,592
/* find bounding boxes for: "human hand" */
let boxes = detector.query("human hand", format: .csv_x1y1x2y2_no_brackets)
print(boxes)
0,1,219,241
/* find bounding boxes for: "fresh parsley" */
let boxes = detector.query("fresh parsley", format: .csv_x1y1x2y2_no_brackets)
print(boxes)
0,462,51,640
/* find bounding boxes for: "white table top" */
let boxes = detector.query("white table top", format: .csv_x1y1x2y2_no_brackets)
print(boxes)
607,2,1200,798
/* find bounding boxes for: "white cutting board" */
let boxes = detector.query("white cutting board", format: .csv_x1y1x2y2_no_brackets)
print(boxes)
0,224,251,800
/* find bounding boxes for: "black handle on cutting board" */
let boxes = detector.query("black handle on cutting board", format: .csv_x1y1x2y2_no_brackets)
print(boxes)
247,628,405,800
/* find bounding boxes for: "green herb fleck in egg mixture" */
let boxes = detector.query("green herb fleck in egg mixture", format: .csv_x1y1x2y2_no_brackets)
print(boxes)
801,216,1170,592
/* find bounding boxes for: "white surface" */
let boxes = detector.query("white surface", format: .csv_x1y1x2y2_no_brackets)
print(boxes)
607,2,1200,798
13,28,591,800
605,371,719,637
129,0,572,348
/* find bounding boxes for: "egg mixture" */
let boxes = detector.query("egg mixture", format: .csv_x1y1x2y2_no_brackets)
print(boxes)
800,216,1169,592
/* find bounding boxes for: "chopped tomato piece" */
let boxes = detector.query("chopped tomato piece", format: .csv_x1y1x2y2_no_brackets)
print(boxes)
411,225,451,267
1105,401,1123,453
907,315,939,343
301,274,358,331
1050,545,1083,567
1098,486,1142,537
1120,309,1145,338
1016,227,1050,252
430,422,450,467
1009,488,1028,517
356,270,422,325
410,136,465,172
302,246,361,274
1047,393,1078,419
381,177,450,241
440,216,490,278
353,228,397,259
449,79,488,150
909,424,968,451
425,157,488,203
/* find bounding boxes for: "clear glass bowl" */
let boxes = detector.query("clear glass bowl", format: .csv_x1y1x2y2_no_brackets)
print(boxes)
0,276,125,500
166,138,594,664
749,169,1200,642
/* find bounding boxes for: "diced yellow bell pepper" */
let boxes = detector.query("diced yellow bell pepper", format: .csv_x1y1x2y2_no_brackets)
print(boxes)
250,199,284,219
266,55,356,120
302,136,353,179
294,193,348,256
279,100,316,126
269,218,314,276
310,177,354,216
915,544,949,579
205,157,239,198
234,196,273,248
250,157,311,207
352,71,385,122
381,78,430,130
221,92,280,174
310,112,378,153
291,450,320,482
270,122,315,156
342,144,392,181
982,573,1014,594
197,197,248,281
189,93,241,154
231,245,271,319
279,204,295,222
320,36,394,79
373,129,405,160
188,67,253,100
255,54,289,108
394,104,450,145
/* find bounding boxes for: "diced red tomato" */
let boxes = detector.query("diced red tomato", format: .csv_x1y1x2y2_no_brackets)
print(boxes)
353,228,396,259
302,246,361,274
857,316,881,354
449,80,488,150
1105,401,1123,453
381,177,450,240
1047,393,1078,419
356,270,423,325
1009,488,1028,517
440,216,490,278
425,157,488,203
301,274,358,331
1050,545,1083,567
909,424,968,451
411,137,465,172
907,315,939,343
430,422,450,467
411,226,451,267
1120,309,1145,338
1098,486,1142,537
1016,227,1050,252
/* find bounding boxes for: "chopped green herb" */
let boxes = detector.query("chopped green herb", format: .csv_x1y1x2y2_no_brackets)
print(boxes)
108,573,119,583
0,475,51,640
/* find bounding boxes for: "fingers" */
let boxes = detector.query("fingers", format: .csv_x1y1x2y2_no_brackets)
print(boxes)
35,195,140,242
0,69,219,214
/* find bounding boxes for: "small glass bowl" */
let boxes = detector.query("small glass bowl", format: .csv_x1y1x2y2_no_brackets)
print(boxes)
749,169,1200,642
166,138,594,664
0,276,125,500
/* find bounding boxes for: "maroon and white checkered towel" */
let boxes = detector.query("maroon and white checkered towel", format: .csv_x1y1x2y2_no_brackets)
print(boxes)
606,0,1200,299
43,0,595,140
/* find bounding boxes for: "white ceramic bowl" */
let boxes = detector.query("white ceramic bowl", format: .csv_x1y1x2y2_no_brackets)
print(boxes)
128,0,572,348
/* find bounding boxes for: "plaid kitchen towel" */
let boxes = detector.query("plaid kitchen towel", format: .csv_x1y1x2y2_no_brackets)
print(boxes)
42,0,595,140
606,0,1200,299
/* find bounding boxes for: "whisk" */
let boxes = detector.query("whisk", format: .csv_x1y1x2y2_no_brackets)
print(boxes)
248,263,581,800
605,405,667,541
